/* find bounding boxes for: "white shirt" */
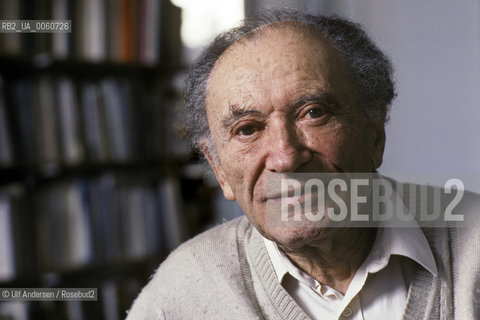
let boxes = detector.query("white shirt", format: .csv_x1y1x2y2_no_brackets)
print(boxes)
263,185,437,320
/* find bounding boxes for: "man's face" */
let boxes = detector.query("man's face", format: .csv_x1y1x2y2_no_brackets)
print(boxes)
204,25,385,250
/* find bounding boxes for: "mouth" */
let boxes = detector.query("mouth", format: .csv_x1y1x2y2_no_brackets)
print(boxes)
264,190,318,206
262,187,305,202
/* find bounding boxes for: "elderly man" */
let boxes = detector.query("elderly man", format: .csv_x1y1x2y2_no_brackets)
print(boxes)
127,10,479,320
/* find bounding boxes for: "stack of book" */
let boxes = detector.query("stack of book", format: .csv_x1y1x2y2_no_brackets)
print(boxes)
0,74,180,167
0,171,186,282
0,0,166,65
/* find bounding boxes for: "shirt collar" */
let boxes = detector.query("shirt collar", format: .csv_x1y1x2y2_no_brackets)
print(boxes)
264,236,346,300
264,236,300,284
263,178,437,287
370,185,438,276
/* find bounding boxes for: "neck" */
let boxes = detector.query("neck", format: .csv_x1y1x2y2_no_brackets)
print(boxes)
281,228,377,294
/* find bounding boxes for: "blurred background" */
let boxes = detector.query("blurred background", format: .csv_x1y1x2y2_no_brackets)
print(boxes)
0,0,478,319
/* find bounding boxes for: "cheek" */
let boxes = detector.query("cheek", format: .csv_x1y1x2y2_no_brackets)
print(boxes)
303,123,370,170
218,148,249,194
334,130,372,170
220,139,265,176
303,123,347,157
218,144,267,212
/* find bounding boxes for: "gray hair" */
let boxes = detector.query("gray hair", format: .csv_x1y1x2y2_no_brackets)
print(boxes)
183,9,396,152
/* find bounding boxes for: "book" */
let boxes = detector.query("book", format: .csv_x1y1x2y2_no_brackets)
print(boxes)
35,186,54,271
88,174,110,262
120,184,149,259
35,180,94,271
0,0,22,56
144,186,162,255
0,301,29,320
0,193,16,281
0,78,13,165
98,173,123,261
157,176,186,251
52,0,71,59
33,0,53,55
64,180,93,268
56,77,84,165
11,79,36,163
106,0,122,62
34,76,60,164
143,80,164,160
139,0,162,65
101,280,120,320
65,300,84,320
119,0,137,62
100,78,132,161
75,0,107,61
80,81,109,162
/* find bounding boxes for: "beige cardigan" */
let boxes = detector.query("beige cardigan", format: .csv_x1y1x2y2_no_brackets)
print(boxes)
127,182,480,319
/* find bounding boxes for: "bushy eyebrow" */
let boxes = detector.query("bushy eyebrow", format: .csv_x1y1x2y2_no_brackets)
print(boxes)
221,92,343,130
288,93,341,113
222,105,264,130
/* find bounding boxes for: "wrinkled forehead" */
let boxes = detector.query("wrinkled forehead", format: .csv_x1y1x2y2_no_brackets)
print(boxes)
205,22,354,106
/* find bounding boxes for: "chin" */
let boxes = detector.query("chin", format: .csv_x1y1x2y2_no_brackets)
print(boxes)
261,224,333,252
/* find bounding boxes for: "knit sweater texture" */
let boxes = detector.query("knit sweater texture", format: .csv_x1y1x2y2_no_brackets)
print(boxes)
127,182,480,319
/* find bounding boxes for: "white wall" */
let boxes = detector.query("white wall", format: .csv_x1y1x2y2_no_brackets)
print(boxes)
247,0,480,192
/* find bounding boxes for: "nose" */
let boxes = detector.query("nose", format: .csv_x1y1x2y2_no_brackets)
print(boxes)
264,122,312,172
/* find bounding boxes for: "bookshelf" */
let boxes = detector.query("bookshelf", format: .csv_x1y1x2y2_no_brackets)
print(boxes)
0,1,221,319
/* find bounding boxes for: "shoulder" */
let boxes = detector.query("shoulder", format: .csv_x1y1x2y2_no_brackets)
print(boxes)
173,215,249,254
157,216,249,274
385,176,480,263
444,190,480,318
385,177,480,316
392,182,480,277
127,216,254,319
386,176,480,228
149,215,250,287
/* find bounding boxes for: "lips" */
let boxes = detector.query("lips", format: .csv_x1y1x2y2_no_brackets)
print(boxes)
262,185,306,202
264,189,319,206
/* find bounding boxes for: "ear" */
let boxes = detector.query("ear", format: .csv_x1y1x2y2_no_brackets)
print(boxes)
369,103,387,170
200,140,236,201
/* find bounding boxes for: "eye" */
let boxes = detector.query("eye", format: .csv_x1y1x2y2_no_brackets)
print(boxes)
234,123,261,137
238,125,256,136
305,107,326,119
